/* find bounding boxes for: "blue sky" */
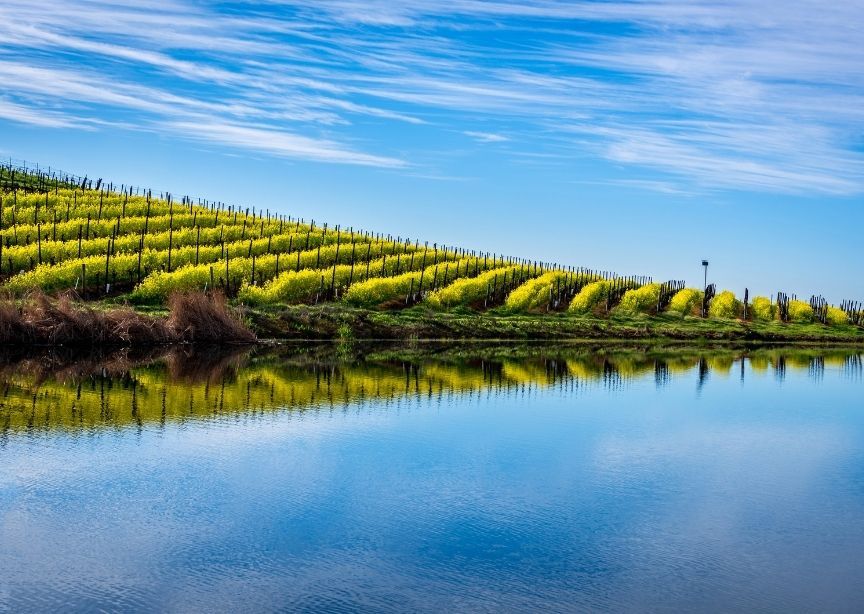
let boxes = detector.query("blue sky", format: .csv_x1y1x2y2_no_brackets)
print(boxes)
1,0,862,301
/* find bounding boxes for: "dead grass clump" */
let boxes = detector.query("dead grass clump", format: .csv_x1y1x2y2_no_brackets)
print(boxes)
101,305,174,344
0,294,34,344
0,291,255,346
23,293,114,345
166,291,256,344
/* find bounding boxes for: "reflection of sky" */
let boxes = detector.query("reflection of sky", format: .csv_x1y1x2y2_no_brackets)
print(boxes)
1,361,864,611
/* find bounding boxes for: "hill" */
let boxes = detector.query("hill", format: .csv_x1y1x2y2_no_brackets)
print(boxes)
0,161,862,343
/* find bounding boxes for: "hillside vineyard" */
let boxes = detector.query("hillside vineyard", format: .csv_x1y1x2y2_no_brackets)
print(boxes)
0,164,860,326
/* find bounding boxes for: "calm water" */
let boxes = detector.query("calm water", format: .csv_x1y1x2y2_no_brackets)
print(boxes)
1,344,863,612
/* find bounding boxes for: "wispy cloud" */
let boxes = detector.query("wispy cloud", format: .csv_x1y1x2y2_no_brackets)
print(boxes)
0,98,83,129
167,119,406,168
464,131,509,143
0,0,861,192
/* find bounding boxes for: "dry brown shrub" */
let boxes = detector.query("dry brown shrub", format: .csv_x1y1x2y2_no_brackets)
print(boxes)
0,291,254,346
166,291,256,344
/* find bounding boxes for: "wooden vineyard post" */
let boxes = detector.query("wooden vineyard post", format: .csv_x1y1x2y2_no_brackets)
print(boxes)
348,242,356,286
144,192,151,235
365,244,372,280
137,231,144,283
81,263,87,299
167,225,173,272
104,237,111,294
195,225,201,265
36,223,42,265
225,249,230,295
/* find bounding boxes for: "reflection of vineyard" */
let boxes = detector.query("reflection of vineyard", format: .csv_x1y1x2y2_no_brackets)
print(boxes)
0,347,860,433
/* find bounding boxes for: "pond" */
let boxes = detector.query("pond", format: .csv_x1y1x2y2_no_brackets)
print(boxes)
1,344,863,612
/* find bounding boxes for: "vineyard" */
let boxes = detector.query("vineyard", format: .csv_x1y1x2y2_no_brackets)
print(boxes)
1,160,862,333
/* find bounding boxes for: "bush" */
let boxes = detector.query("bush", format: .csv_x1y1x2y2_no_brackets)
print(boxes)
617,283,660,314
166,291,255,343
666,288,702,316
344,257,485,307
708,290,740,319
568,281,608,314
238,268,331,305
788,299,814,323
750,296,776,321
345,270,421,307
426,266,520,309
825,306,848,326
504,271,568,312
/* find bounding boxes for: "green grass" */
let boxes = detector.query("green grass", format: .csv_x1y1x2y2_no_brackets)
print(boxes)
239,303,864,342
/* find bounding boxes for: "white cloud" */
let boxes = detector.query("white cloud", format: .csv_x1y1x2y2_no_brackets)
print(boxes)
0,99,82,129
167,120,406,168
464,131,509,143
0,0,861,191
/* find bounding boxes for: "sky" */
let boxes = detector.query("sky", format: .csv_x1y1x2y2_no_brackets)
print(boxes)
0,0,862,302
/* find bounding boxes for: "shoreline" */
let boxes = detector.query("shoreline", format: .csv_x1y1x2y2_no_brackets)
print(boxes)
240,304,864,344
1,296,862,347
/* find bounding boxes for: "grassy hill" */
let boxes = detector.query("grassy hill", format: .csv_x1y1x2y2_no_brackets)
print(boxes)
0,162,862,343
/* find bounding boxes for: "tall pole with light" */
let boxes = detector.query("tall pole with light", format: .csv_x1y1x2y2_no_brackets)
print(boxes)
701,259,709,317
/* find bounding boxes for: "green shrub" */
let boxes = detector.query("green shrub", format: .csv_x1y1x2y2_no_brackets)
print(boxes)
345,257,489,307
708,290,740,319
788,299,814,323
825,306,848,326
238,268,332,305
666,288,702,316
568,280,609,314
426,266,520,309
750,296,776,321
344,270,421,307
617,283,661,314
504,271,568,312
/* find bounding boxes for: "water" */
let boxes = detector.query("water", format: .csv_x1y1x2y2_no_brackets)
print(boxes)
1,344,863,612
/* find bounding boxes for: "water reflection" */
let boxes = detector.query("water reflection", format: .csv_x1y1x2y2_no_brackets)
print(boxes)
1,344,860,434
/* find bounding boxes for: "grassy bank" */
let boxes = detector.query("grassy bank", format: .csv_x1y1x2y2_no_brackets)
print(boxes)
240,303,864,343
1,295,861,346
